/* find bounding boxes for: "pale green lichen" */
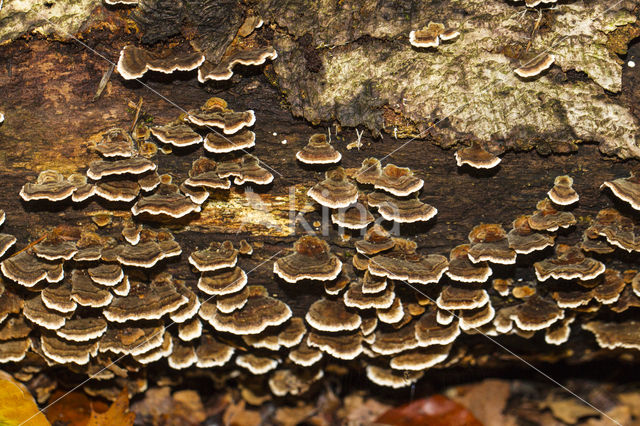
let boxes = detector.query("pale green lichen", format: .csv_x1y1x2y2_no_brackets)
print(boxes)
271,0,640,158
0,0,97,44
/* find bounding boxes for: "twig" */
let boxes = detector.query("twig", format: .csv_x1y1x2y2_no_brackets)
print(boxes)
129,96,143,134
93,64,114,101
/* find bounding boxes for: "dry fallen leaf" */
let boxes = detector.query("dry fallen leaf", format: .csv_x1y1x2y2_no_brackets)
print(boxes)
448,379,516,426
45,390,108,426
0,370,50,426
87,388,135,426
375,394,482,426
222,399,261,426
545,398,599,424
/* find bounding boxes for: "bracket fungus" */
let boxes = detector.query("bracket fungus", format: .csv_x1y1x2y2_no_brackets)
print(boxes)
95,128,136,158
296,133,341,164
368,239,449,284
601,172,640,211
203,130,256,154
273,236,342,283
534,244,605,282
454,142,501,169
198,47,277,83
409,22,459,48
548,175,579,206
150,121,204,148
467,224,516,265
131,182,200,218
116,45,205,80
186,97,256,134
588,208,640,252
189,241,238,272
331,204,375,229
507,215,555,255
307,167,359,209
528,198,576,231
305,298,361,332
373,164,424,197
514,54,555,78
19,170,76,202
355,225,395,256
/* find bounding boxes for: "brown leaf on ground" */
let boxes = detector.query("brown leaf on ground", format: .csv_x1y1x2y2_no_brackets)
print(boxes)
130,387,172,421
87,388,135,426
45,390,108,426
618,392,640,418
584,406,632,426
0,370,50,426
447,379,516,426
222,399,262,426
170,390,206,425
273,402,316,426
544,398,599,424
375,394,482,426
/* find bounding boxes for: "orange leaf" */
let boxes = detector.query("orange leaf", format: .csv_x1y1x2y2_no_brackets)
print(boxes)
375,395,483,426
0,370,50,426
45,391,108,426
86,389,135,426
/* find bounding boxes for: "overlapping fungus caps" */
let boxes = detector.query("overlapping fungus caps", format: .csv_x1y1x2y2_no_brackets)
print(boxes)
601,172,640,211
548,175,579,206
372,164,424,197
243,317,306,350
231,155,274,185
368,192,437,223
94,179,140,202
307,167,358,209
390,344,452,371
507,215,555,254
454,142,501,169
273,235,342,283
409,22,458,48
366,365,423,388
296,133,342,164
203,130,256,154
150,121,203,147
509,295,564,331
467,224,516,265
528,198,576,231
436,285,489,310
95,128,136,158
24,295,69,330
86,157,156,180
305,298,361,332
198,267,247,296
199,288,292,335
236,353,279,374
186,97,256,134
189,241,237,272
289,340,323,366
116,45,205,80
0,317,31,341
445,244,492,283
131,183,200,218
344,280,395,309
307,331,363,359
582,321,640,350
368,239,448,284
1,251,63,287
354,157,383,185
42,281,76,313
331,204,374,229
117,239,182,268
71,269,113,307
184,157,230,189
19,170,76,202
104,274,188,322
198,47,277,83
534,244,605,282
56,318,107,342
99,322,165,356
514,53,555,78
195,334,235,368
41,334,98,365
589,208,640,252
269,368,324,397
355,224,395,256
414,310,460,347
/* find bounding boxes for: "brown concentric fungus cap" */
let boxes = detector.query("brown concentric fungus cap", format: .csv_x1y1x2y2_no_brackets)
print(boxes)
238,240,253,255
307,167,359,209
186,97,256,134
169,283,200,323
86,157,156,180
514,53,555,78
582,320,640,350
273,235,342,283
415,311,460,347
289,340,323,366
510,295,564,331
1,251,63,287
116,45,205,80
507,215,555,255
99,322,165,356
548,175,579,206
331,204,375,229
374,164,424,197
390,345,451,371
40,335,98,365
236,354,279,375
307,331,363,360
150,121,203,148
436,285,489,310
95,180,140,202
131,183,200,218
103,274,188,322
232,155,274,186
243,317,306,350
88,264,123,286
178,318,202,341
55,318,108,342
179,182,210,205
296,133,342,164
0,317,31,342
41,281,76,313
528,199,576,232
589,208,640,252
216,286,250,313
185,159,231,190
204,130,255,153
0,236,13,259
467,223,516,265
409,22,445,48
24,295,69,330
0,338,30,362
199,292,291,335
116,240,182,268
197,266,247,296
138,171,161,192
445,244,492,283
33,239,77,261
197,47,277,82
455,142,501,169
195,334,235,368
534,244,605,281
370,193,438,223
355,224,395,255
366,365,423,389
544,315,575,345
189,241,237,272
601,172,640,211
590,269,626,305
371,322,419,355
133,332,173,364
71,269,113,307
362,270,387,294
377,297,405,324
168,339,197,369
459,303,495,331
355,157,383,185
368,252,449,284
305,298,361,332
19,170,76,202
268,368,324,397
95,128,136,158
